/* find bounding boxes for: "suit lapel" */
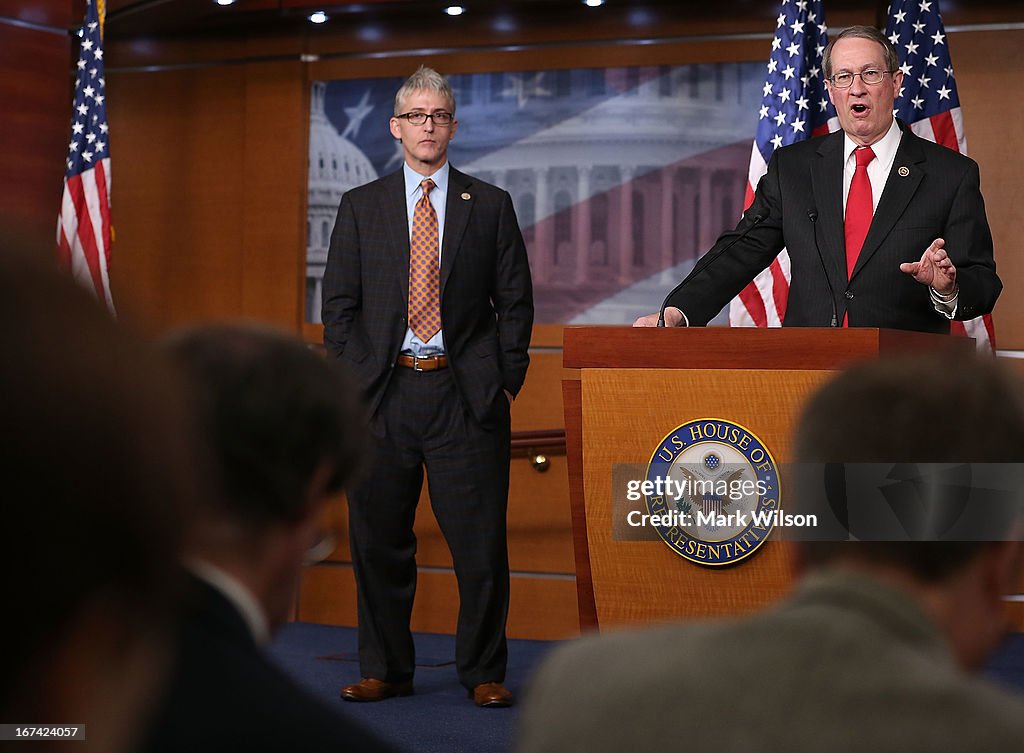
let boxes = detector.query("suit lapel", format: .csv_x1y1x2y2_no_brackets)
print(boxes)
850,126,925,283
441,167,473,294
810,132,847,291
380,170,411,305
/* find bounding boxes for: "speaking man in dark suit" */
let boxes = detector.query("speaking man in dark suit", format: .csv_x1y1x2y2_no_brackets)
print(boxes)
635,25,1000,332
322,66,534,707
143,324,395,753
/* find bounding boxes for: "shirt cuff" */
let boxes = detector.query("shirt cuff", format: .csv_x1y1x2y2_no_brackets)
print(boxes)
929,287,958,319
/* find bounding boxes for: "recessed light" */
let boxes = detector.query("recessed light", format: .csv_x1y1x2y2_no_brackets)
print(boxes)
309,11,328,24
215,0,235,5
444,6,466,16
583,0,605,6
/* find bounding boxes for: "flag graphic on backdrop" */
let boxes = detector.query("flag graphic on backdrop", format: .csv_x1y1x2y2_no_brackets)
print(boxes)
729,0,839,327
885,0,995,351
58,0,114,314
307,64,766,324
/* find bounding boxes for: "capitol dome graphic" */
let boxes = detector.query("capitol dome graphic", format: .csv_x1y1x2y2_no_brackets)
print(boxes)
306,81,378,323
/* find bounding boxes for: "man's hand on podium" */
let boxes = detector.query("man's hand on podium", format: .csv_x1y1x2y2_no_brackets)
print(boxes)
634,307,685,327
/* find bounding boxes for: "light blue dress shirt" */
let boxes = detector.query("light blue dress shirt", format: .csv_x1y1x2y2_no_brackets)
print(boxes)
401,161,449,356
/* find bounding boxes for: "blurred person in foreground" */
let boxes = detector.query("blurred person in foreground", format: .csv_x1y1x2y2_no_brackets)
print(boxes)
517,351,1024,753
142,324,397,753
0,237,198,753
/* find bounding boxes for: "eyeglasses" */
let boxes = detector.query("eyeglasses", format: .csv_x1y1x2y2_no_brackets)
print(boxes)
827,69,893,88
395,111,454,126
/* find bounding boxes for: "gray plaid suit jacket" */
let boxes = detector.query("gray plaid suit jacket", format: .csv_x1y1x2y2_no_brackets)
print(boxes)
517,570,1024,753
322,166,533,423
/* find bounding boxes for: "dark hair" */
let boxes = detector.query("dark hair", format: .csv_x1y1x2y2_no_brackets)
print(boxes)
0,238,196,712
794,351,1024,581
822,25,900,80
163,324,365,530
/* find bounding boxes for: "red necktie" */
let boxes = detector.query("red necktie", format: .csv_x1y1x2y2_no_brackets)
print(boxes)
407,179,441,342
845,146,876,278
842,146,875,326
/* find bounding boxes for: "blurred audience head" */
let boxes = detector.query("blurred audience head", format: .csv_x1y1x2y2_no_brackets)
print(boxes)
161,323,365,630
0,233,198,752
793,350,1024,668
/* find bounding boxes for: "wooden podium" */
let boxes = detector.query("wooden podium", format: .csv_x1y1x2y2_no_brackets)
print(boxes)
562,326,969,632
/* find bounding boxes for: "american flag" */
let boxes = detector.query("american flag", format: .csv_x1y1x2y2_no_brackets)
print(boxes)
57,0,115,314
885,0,995,351
729,0,839,327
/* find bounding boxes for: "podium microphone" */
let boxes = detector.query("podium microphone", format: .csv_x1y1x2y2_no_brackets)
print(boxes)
807,208,838,328
657,210,768,327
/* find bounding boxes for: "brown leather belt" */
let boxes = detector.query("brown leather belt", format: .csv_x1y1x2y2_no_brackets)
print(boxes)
396,353,448,372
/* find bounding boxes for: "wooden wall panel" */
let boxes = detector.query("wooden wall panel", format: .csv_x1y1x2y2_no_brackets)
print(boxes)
107,60,305,333
295,346,574,638
315,453,572,575
0,6,72,247
240,60,306,326
509,351,567,432
303,435,575,639
952,30,1024,348
107,67,247,328
298,564,579,641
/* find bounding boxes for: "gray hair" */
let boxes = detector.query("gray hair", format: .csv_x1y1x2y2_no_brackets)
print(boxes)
822,25,900,80
394,65,456,116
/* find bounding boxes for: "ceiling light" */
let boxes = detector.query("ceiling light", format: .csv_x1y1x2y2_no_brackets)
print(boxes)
309,11,328,24
583,0,605,6
215,0,235,6
444,6,466,16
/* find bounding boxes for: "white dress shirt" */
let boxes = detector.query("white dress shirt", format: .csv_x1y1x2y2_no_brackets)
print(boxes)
187,558,270,646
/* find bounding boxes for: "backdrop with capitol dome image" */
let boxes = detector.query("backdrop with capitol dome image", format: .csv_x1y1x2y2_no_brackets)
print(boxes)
305,63,766,325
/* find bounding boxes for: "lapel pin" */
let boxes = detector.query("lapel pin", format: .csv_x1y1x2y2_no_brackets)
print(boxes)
461,192,471,200
898,166,910,177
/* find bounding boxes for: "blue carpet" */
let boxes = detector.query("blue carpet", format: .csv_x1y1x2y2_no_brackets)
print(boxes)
985,632,1024,694
269,623,1024,753
268,623,561,753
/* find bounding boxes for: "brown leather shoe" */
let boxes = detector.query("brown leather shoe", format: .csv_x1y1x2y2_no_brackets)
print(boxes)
340,677,414,702
472,682,514,707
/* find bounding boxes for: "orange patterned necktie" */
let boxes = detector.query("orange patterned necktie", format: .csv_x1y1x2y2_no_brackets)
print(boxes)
407,178,441,342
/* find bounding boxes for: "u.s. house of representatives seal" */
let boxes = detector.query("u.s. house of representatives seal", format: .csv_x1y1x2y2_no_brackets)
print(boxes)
644,419,780,567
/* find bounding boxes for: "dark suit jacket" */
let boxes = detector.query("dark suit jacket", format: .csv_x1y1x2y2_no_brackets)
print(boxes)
142,575,395,753
322,167,534,424
668,122,1000,333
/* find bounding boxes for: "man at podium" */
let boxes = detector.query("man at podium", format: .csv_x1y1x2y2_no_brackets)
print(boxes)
634,26,1000,333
